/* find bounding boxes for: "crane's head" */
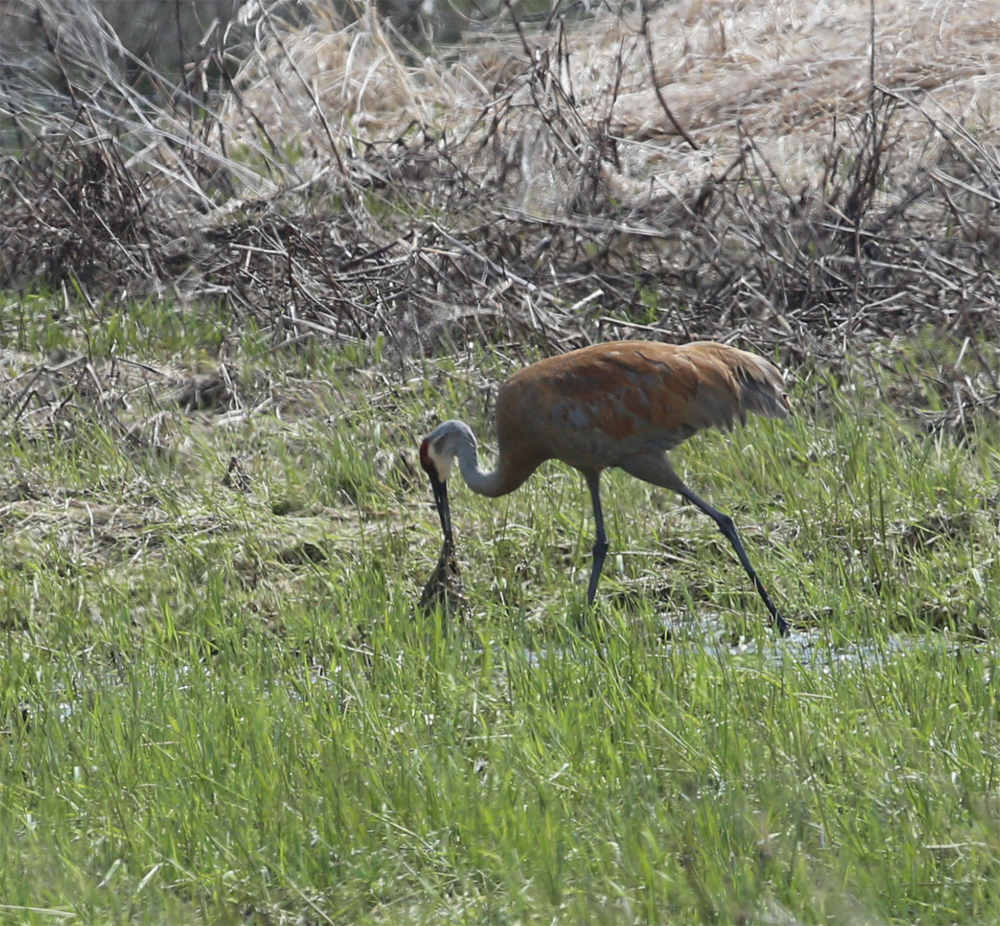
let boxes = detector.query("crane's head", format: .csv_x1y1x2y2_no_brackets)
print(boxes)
420,421,479,551
419,421,466,551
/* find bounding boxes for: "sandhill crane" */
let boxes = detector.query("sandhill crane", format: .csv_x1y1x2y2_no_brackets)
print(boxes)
419,340,791,635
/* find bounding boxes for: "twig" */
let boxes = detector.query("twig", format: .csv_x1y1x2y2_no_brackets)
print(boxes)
639,0,698,151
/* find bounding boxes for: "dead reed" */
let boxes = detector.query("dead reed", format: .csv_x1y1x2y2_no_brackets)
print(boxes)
2,0,999,378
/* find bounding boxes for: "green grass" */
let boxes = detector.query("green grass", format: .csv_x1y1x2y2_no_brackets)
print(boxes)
0,303,998,924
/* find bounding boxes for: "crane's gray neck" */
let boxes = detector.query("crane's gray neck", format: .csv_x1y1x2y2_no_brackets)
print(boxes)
429,420,508,498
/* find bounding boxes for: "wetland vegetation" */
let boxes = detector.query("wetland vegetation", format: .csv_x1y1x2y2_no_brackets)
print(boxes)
1,310,998,924
1,0,999,922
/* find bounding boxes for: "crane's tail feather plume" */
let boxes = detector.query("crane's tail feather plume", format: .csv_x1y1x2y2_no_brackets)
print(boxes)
733,353,790,422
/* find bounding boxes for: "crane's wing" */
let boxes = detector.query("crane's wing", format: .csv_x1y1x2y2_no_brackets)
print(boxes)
497,341,789,469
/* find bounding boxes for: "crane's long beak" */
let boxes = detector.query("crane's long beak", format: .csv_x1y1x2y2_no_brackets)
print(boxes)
429,470,454,551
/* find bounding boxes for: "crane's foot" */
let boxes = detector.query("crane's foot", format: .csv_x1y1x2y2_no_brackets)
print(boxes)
752,575,789,637
418,541,467,616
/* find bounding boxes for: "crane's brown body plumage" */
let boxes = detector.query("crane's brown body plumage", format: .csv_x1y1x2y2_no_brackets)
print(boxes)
419,341,791,634
494,341,788,483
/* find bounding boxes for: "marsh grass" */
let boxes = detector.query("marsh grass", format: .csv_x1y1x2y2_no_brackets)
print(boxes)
1,313,999,924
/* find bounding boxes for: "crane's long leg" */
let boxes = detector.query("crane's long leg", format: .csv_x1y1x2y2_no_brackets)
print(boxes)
583,469,609,605
620,453,789,636
675,485,789,636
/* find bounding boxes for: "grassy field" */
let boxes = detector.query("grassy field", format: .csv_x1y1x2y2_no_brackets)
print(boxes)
0,303,998,924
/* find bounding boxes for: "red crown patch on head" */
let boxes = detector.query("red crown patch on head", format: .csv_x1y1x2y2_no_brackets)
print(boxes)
419,439,433,473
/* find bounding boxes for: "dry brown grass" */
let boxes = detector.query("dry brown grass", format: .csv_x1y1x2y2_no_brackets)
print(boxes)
228,0,1000,194
583,0,1000,184
2,0,999,369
